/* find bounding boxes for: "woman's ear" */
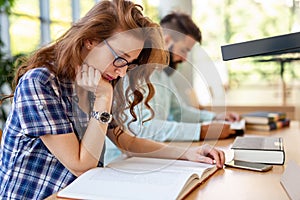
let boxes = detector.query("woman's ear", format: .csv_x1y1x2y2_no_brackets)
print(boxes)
84,39,98,50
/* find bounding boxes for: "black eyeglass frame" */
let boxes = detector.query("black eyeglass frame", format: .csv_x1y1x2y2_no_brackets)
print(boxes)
104,40,138,69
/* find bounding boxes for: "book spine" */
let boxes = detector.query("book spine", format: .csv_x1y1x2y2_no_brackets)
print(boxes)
268,113,286,121
275,119,290,129
246,119,290,131
269,119,290,130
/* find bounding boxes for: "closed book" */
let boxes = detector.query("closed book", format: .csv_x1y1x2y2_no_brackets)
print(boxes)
57,157,218,200
242,111,286,124
246,119,290,131
231,136,285,165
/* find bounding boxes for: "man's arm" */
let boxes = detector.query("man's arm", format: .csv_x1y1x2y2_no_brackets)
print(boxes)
128,118,201,141
107,128,225,168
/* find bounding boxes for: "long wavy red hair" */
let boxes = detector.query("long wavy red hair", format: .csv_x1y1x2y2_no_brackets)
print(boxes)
10,0,168,139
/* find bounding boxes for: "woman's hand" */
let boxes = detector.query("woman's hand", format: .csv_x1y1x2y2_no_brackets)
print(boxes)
183,144,225,168
76,63,101,92
76,63,113,98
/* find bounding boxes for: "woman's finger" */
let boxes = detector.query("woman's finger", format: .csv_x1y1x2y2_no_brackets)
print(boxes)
197,155,214,165
200,145,225,168
209,149,225,168
87,65,95,87
81,63,88,84
94,69,101,86
219,150,225,166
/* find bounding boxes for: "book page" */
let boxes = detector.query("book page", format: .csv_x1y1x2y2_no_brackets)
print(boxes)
58,157,217,200
108,157,215,175
230,119,246,130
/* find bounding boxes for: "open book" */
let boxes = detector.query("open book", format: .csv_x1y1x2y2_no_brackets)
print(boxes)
57,157,218,200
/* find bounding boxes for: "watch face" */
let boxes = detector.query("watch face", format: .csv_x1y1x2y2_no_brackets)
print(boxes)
100,112,112,123
91,111,112,124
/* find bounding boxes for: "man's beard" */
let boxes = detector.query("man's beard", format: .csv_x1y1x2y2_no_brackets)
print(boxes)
164,46,183,76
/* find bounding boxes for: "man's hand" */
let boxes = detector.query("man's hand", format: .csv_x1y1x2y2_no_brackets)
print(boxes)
215,112,240,122
200,122,235,140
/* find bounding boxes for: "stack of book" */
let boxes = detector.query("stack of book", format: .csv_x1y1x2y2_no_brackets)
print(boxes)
242,111,290,131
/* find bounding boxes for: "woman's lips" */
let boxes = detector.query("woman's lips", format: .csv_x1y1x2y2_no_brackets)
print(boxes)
105,74,115,81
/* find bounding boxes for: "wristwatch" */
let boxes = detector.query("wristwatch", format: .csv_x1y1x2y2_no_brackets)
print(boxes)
91,111,112,124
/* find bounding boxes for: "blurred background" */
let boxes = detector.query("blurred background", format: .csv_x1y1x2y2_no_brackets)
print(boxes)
1,0,300,128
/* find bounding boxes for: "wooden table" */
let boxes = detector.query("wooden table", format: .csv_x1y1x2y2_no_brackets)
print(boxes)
46,121,300,200
186,121,300,200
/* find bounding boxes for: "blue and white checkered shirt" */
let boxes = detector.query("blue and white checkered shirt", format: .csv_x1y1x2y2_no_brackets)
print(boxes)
0,67,103,199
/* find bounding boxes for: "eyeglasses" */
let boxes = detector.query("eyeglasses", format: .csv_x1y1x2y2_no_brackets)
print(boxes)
104,40,138,69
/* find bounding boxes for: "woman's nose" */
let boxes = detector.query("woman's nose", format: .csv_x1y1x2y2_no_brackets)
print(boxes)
114,66,127,77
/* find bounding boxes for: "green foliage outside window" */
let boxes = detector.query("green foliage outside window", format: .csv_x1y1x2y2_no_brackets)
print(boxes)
0,0,16,126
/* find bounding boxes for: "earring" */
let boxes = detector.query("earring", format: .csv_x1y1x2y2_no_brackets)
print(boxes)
87,45,91,49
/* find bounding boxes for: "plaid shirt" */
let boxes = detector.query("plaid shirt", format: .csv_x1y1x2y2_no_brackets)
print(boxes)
0,67,100,199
